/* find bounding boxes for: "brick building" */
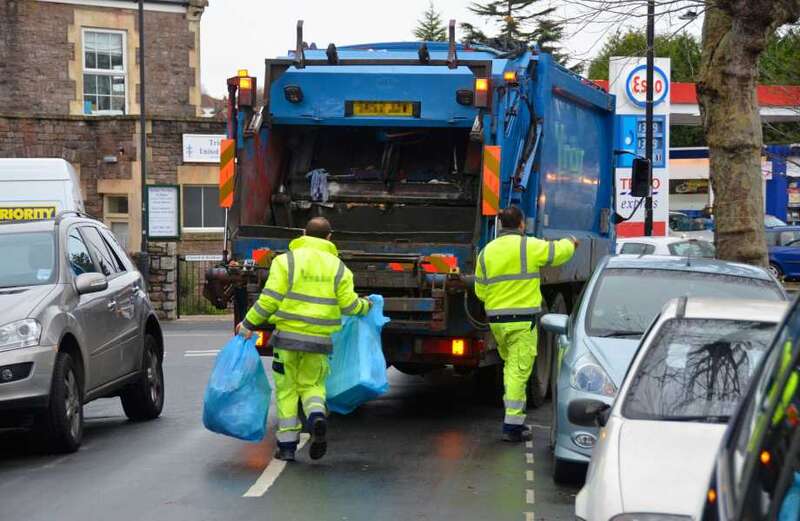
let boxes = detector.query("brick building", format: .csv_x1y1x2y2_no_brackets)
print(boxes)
0,0,227,259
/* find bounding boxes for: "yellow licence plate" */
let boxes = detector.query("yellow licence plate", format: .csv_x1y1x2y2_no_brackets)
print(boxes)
350,101,416,117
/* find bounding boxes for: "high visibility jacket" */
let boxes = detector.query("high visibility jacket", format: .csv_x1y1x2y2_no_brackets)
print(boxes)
475,231,575,322
242,235,370,353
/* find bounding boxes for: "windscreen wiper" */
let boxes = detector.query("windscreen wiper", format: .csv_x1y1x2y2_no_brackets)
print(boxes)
665,415,731,423
595,331,643,338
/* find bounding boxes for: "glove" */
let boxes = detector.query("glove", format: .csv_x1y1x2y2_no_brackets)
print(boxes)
236,321,253,339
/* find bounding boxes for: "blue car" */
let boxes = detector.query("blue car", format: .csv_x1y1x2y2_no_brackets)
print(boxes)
540,254,788,484
767,226,800,280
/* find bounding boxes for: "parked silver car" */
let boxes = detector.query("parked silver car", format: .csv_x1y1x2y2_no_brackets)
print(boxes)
540,254,787,483
0,212,164,453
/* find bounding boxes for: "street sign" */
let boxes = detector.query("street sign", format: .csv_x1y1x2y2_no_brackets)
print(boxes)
183,134,226,163
184,254,223,262
146,185,180,241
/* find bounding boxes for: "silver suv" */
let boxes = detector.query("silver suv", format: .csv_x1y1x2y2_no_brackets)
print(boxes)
0,212,164,452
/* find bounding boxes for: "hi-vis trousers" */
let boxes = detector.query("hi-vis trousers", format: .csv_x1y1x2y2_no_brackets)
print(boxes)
272,348,330,445
489,323,538,429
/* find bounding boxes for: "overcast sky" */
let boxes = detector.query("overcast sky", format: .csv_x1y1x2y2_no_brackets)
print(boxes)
199,0,703,98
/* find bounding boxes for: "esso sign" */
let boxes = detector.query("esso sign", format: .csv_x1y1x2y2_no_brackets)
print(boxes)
625,65,669,108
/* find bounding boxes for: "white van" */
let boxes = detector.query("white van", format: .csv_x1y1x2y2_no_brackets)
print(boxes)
0,158,84,221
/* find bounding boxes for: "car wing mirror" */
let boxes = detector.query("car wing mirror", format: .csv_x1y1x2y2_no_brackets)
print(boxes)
75,272,108,295
567,399,611,428
540,313,568,335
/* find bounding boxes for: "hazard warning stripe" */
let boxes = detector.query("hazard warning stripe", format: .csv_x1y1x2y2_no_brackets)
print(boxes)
482,145,501,216
219,138,235,208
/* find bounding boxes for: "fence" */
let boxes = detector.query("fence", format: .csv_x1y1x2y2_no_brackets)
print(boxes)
177,255,231,316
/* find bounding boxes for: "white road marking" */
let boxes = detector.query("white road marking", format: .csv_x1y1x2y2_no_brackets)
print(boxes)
243,434,310,498
525,440,533,449
165,332,231,337
524,511,535,521
526,470,534,482
184,350,220,357
526,452,534,464
526,489,535,504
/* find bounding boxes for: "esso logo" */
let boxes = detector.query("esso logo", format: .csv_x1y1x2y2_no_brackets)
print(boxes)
625,65,669,108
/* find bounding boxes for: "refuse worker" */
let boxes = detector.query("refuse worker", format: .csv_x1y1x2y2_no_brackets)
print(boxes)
474,205,578,442
236,217,372,462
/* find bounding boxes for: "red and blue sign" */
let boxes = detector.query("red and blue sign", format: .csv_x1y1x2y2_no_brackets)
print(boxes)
625,65,669,108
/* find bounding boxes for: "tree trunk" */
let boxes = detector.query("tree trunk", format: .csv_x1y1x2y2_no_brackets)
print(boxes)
697,1,800,266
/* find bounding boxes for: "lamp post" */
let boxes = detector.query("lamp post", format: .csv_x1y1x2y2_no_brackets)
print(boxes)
138,0,148,254
644,0,655,236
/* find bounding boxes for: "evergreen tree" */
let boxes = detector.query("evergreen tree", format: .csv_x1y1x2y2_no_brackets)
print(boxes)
413,1,447,42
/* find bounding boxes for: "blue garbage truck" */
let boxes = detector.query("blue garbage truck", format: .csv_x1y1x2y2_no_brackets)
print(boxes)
204,22,616,404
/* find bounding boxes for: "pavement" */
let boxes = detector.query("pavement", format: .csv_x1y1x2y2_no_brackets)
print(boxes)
0,318,580,521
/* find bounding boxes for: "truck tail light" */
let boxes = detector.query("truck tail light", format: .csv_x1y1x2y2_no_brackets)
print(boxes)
236,74,256,108
503,70,518,84
451,338,465,356
284,85,303,103
474,78,490,108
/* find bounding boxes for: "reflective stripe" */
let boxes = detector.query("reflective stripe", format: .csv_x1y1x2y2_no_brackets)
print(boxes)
304,396,326,414
334,260,345,289
261,288,285,301
504,399,526,410
487,307,541,317
285,291,338,305
477,272,540,285
479,252,488,283
272,330,332,346
341,297,362,314
520,235,528,274
277,431,300,442
273,310,341,326
242,318,257,331
278,417,302,430
546,241,555,266
286,251,295,291
252,301,270,318
504,414,526,425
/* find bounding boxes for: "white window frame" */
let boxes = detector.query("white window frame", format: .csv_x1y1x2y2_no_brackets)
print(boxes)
102,194,131,250
82,28,128,116
182,185,224,233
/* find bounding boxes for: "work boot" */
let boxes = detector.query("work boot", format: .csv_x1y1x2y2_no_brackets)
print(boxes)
274,443,297,462
502,425,533,443
308,413,328,460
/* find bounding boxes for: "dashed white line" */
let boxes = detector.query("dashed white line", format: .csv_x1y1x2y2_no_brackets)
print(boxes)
526,452,534,464
526,470,534,482
242,434,310,498
526,489,535,504
525,440,533,449
184,350,220,357
524,511,535,521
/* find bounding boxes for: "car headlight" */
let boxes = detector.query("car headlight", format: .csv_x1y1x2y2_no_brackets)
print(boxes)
570,351,616,397
610,515,692,521
0,319,42,351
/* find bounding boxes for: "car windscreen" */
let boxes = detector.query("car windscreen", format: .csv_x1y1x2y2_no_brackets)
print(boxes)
586,268,783,337
622,318,777,422
0,231,56,288
668,240,716,258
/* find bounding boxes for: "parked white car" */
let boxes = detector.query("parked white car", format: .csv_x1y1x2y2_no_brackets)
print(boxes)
574,297,787,521
616,236,716,258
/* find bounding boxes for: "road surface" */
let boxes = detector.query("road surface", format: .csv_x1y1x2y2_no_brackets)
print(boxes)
0,318,580,521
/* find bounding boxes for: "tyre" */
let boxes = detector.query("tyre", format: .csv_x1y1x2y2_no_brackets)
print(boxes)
120,334,164,421
528,292,568,408
38,352,83,453
553,457,587,485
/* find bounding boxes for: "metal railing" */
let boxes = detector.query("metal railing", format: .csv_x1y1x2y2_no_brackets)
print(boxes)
177,255,231,317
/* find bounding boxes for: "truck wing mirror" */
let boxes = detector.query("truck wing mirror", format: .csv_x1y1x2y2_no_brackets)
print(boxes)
630,158,652,198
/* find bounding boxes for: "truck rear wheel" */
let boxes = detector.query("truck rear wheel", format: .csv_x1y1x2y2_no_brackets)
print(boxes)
528,292,567,408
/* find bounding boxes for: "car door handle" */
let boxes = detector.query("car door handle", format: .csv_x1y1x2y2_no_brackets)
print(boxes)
107,300,117,310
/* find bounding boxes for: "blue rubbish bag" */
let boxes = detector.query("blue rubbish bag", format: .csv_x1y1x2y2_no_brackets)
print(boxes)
202,335,271,442
779,472,800,521
327,294,390,414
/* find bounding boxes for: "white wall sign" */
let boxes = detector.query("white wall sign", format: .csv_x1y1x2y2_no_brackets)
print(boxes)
182,134,226,163
184,254,223,262
147,185,180,240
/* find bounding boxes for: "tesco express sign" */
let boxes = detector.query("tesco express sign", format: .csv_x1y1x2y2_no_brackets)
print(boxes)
625,64,669,108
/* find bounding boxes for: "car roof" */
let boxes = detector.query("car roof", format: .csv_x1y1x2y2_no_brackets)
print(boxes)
617,236,710,245
607,254,774,281
0,214,102,232
660,297,788,323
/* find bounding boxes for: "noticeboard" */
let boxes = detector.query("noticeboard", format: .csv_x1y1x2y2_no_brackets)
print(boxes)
146,185,180,241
